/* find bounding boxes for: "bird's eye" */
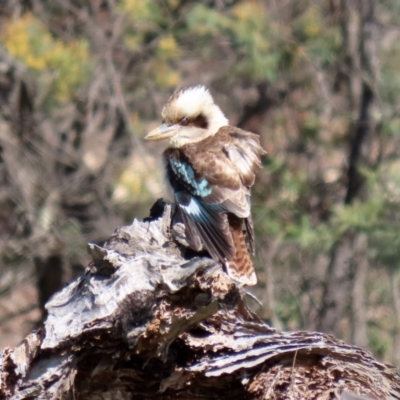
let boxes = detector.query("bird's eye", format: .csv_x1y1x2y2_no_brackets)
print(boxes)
180,117,189,126
162,118,165,124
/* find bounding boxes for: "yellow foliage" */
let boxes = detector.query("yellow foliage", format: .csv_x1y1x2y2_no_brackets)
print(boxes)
154,62,180,88
232,1,266,23
119,0,163,50
158,35,181,58
124,35,141,50
2,15,32,61
1,13,90,102
113,152,163,203
167,0,179,8
300,5,323,37
119,0,153,21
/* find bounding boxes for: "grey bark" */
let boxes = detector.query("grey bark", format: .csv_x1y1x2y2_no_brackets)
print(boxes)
1,202,399,400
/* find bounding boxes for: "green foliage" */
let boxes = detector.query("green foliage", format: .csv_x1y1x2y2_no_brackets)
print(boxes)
118,0,182,88
293,4,341,65
186,2,281,82
332,199,383,234
1,13,91,103
381,40,400,109
119,0,165,46
365,162,400,271
119,0,163,24
275,289,302,329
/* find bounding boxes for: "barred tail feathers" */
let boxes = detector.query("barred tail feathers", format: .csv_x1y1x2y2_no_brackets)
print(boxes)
226,216,257,286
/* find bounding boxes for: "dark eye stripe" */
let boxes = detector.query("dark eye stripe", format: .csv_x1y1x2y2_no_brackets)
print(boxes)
191,114,208,129
177,114,208,129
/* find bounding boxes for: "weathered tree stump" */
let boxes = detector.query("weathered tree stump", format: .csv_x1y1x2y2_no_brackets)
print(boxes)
1,201,399,399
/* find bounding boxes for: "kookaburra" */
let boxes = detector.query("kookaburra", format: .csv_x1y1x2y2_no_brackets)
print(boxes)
145,86,265,286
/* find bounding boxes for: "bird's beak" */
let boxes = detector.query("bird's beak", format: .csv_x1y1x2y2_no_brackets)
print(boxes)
145,123,179,141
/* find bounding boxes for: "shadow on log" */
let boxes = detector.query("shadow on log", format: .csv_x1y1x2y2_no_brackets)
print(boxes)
1,201,400,399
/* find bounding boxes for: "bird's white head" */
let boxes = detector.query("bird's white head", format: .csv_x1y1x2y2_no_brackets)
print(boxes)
145,85,229,147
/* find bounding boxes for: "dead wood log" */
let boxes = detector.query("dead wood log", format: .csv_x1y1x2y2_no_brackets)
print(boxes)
1,200,400,400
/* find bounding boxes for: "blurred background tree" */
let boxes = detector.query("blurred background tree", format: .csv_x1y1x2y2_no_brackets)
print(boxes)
1,0,400,367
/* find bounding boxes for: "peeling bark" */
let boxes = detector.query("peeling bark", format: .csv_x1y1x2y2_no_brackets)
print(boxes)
1,202,399,399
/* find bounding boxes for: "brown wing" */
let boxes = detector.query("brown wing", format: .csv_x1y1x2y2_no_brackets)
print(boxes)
181,126,265,259
219,126,266,186
219,126,265,253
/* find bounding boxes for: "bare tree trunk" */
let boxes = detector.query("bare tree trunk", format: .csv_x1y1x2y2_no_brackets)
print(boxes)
34,255,63,319
317,236,353,335
350,234,369,348
392,272,400,367
260,236,283,330
317,0,378,338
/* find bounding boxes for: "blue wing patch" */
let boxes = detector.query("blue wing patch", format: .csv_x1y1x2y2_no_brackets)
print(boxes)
176,192,225,223
181,197,202,218
175,191,235,261
169,158,212,197
176,193,208,224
